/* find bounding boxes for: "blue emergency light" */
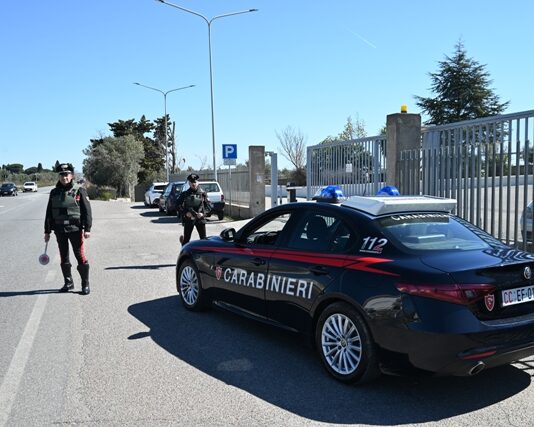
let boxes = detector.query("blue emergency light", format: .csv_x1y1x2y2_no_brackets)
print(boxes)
312,185,346,203
376,185,400,196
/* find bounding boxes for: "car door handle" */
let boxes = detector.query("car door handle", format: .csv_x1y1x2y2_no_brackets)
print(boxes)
310,265,329,275
251,257,266,266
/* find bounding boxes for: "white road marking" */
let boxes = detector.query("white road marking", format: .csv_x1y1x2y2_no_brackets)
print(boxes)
0,263,56,426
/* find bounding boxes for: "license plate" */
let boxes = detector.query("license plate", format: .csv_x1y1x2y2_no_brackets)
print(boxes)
501,285,534,307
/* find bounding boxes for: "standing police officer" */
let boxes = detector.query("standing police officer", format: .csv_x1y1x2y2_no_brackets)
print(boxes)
176,174,211,245
44,163,93,295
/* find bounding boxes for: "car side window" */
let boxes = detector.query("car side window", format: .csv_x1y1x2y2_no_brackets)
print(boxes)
285,213,335,252
243,213,292,246
328,220,358,253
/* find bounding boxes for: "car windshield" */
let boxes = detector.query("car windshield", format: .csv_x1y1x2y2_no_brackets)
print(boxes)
1,184,13,188
24,182,35,185
153,185,166,192
378,213,494,252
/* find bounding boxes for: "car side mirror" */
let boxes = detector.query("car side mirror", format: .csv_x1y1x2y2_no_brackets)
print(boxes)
220,228,236,241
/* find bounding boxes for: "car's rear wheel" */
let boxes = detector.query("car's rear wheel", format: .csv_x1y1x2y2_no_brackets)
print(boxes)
316,302,379,384
177,260,206,311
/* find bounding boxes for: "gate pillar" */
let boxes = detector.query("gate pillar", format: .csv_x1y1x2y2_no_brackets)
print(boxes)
386,110,421,192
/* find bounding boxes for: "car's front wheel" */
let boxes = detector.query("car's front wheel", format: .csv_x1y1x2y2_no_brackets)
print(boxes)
316,302,379,384
177,260,206,311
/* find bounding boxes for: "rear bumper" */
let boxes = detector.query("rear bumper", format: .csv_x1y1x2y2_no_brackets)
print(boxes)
372,303,534,376
211,202,225,212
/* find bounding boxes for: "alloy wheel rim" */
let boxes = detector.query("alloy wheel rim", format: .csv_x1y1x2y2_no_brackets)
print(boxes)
180,266,199,305
321,313,362,375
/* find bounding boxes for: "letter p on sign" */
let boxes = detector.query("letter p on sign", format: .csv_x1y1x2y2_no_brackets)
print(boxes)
222,144,237,159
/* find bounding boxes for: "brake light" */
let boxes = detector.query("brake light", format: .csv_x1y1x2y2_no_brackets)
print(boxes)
395,283,496,305
221,194,224,202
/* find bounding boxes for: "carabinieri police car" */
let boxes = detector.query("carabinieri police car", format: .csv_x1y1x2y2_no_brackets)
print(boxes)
176,195,534,383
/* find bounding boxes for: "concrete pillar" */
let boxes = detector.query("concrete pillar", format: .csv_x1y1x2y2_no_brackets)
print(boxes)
386,112,421,190
249,146,265,217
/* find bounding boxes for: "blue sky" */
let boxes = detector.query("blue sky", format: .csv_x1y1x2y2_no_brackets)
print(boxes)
1,0,533,173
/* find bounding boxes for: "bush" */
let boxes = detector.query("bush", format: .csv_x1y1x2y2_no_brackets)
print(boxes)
85,184,117,201
98,189,116,201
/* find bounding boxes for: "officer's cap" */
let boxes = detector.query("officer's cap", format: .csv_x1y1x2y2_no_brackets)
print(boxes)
56,163,74,174
187,173,199,183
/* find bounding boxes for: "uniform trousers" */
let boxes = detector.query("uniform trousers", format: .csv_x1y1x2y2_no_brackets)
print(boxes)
55,231,88,267
182,219,206,244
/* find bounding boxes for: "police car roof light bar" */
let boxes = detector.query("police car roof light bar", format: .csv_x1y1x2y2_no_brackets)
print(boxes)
341,195,457,216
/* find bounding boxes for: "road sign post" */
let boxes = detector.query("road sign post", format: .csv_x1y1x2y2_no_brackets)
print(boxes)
222,144,238,216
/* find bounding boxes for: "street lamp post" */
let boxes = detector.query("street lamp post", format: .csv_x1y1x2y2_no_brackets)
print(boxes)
155,0,258,181
133,82,194,181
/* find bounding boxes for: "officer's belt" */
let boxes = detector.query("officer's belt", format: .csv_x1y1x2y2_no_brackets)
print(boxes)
55,219,80,225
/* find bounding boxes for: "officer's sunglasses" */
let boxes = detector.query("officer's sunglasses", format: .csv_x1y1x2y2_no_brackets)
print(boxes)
59,172,70,177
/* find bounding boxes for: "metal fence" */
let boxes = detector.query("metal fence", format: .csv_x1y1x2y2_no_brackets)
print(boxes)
400,110,534,249
171,169,250,208
217,169,250,207
306,135,387,199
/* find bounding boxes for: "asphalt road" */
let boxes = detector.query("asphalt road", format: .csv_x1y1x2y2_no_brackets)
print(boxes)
1,189,534,427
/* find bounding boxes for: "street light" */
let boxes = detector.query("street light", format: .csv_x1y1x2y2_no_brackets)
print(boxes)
155,0,258,180
133,82,194,181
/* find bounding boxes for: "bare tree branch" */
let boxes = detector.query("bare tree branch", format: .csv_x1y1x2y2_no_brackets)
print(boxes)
276,126,307,170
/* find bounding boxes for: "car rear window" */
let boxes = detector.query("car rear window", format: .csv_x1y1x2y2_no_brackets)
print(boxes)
200,183,220,193
378,213,493,252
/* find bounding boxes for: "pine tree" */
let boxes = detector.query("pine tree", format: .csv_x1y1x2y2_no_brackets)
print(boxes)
415,41,508,125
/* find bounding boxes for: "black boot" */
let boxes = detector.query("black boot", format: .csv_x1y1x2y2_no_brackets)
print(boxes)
59,263,74,292
77,263,90,295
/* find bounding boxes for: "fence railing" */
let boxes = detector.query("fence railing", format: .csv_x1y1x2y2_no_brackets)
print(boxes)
401,109,534,250
306,135,387,199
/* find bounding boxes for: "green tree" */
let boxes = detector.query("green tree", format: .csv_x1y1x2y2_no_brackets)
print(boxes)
105,116,163,183
6,163,24,174
415,41,508,125
24,167,38,175
338,116,367,141
83,135,144,198
320,116,367,144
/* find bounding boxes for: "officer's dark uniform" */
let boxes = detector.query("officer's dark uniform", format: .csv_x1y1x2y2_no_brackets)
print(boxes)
44,163,92,294
176,174,211,245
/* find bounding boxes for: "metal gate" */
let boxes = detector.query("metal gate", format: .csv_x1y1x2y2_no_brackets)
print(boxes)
306,135,387,199
400,110,534,249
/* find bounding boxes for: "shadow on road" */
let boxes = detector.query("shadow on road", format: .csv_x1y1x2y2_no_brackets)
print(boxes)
0,289,69,297
128,295,532,424
105,264,175,270
150,216,179,224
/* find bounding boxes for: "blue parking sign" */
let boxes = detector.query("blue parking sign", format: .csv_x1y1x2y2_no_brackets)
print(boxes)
222,144,237,159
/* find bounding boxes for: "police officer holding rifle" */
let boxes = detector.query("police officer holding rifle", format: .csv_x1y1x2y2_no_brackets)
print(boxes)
176,174,211,245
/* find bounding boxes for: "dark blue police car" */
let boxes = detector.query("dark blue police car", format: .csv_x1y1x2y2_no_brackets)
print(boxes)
176,195,534,383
